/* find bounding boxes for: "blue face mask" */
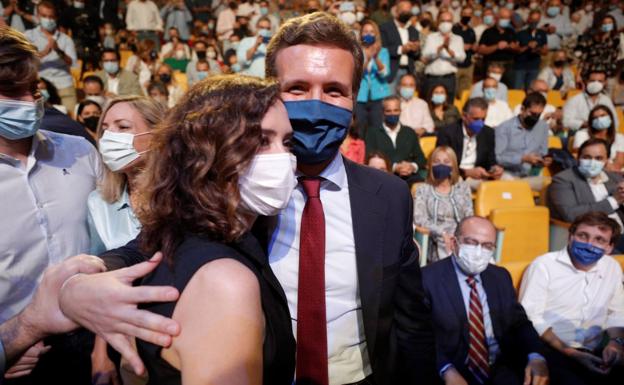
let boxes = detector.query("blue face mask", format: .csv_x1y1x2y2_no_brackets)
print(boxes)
284,100,352,165
259,28,272,44
0,98,44,140
399,86,415,100
602,23,614,33
466,118,485,135
40,89,50,102
260,6,269,15
431,93,446,105
432,164,453,180
39,17,57,32
103,61,119,75
547,6,560,17
498,19,510,28
483,87,497,101
384,114,400,126
569,240,605,266
483,15,494,25
592,115,612,130
361,34,376,46
197,71,208,80
578,158,605,177
230,62,242,72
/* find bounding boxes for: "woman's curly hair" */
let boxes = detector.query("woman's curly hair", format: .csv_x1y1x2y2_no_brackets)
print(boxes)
137,74,281,260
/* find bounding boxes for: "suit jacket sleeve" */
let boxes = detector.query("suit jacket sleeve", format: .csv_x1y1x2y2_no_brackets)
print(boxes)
380,24,401,59
395,186,437,383
411,132,427,170
435,126,452,148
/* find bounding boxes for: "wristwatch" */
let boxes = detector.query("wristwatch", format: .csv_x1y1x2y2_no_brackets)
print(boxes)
611,337,624,347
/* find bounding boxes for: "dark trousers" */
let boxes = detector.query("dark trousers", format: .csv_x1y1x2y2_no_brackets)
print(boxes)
544,345,624,385
423,73,457,102
355,100,383,138
512,67,539,91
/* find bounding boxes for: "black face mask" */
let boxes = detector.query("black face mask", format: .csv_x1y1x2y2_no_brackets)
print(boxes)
83,116,100,131
553,60,565,67
420,19,431,28
196,50,207,60
523,113,540,129
397,12,411,24
159,73,172,84
461,16,471,25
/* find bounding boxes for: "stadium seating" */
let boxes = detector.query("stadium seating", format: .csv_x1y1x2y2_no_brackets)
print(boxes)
419,136,437,160
507,89,526,110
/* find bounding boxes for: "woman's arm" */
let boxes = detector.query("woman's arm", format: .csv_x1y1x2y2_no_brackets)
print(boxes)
167,259,264,385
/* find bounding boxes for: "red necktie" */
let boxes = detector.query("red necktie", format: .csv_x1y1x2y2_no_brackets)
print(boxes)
466,276,490,384
296,177,328,385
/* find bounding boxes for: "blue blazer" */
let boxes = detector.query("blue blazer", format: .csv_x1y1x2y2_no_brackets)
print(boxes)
357,47,391,103
421,258,544,376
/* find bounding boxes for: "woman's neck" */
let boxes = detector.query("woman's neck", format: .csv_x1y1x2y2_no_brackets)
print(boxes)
434,178,452,191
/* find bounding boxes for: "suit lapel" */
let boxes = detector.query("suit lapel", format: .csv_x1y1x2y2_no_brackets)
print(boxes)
344,158,386,357
441,258,469,344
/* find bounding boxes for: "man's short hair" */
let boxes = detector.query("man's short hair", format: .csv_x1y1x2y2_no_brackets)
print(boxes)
38,0,56,15
569,211,621,245
521,92,547,109
578,137,611,159
83,75,104,89
463,97,489,113
382,95,401,106
266,12,364,95
101,48,120,61
585,68,607,81
0,26,39,97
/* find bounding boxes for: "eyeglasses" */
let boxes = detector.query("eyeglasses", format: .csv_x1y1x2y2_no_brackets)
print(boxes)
458,236,496,251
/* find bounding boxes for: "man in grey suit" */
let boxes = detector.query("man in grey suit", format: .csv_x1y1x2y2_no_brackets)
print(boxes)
548,138,624,227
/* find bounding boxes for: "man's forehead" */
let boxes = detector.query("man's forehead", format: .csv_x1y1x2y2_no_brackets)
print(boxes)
275,44,354,84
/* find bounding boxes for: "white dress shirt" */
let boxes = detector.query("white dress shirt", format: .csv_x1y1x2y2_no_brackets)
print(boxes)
125,0,163,31
400,96,435,133
106,74,120,95
395,20,410,67
216,8,236,40
0,131,100,323
382,123,419,173
584,172,624,229
563,92,619,131
519,249,624,351
422,31,466,75
459,124,477,170
485,99,513,128
268,154,371,385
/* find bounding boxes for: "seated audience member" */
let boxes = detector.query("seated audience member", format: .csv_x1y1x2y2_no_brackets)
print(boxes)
513,79,560,135
429,84,461,131
548,138,624,228
75,100,102,140
572,105,624,170
236,16,272,78
366,96,426,184
470,62,508,102
340,124,365,164
96,49,144,97
146,81,170,107
195,60,211,82
125,39,159,94
187,39,221,86
355,18,390,137
413,146,473,262
38,77,66,114
155,63,185,107
398,73,435,136
422,216,549,385
482,76,513,128
366,151,392,173
82,75,108,109
437,97,503,190
537,50,575,93
563,69,619,131
496,92,550,191
520,211,624,385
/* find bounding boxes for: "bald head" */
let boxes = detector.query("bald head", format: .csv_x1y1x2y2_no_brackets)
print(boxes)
455,216,497,243
530,79,549,94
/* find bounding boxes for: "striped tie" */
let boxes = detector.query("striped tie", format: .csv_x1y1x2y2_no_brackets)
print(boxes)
466,276,490,384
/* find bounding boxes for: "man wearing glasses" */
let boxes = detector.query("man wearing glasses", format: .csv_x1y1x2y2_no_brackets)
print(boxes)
422,216,550,385
520,211,624,385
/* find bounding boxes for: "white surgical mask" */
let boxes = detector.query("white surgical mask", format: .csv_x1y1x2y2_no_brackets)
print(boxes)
98,130,151,172
488,72,502,81
239,152,297,216
340,11,357,25
0,98,44,140
438,21,453,34
586,81,604,95
578,158,605,178
454,243,494,275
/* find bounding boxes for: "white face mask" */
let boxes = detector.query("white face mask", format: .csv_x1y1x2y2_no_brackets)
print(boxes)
488,72,503,81
239,152,297,216
454,243,494,275
340,11,357,25
98,130,151,172
438,21,453,34
586,80,604,95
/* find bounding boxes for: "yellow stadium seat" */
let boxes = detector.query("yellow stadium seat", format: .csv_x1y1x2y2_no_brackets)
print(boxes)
507,89,526,110
612,255,624,272
498,260,531,291
474,180,534,217
546,90,565,108
566,89,582,99
419,136,437,160
120,50,133,68
570,64,578,78
548,136,562,149
617,107,624,133
71,66,82,88
173,71,188,92
79,71,96,89
455,89,470,111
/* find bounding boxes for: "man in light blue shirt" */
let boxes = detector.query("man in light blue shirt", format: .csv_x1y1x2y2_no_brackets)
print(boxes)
236,16,272,78
539,0,572,51
470,62,508,102
495,92,550,191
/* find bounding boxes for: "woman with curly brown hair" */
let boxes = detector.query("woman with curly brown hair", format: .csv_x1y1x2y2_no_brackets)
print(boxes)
135,74,296,385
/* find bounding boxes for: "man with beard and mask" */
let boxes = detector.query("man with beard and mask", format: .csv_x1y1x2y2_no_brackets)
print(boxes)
453,6,477,100
380,0,421,92
495,92,551,191
58,11,437,385
520,211,624,384
548,138,624,229
422,216,550,385
563,70,619,132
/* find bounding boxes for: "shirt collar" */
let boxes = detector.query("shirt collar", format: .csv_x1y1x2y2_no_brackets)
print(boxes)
587,171,609,184
555,248,606,277
0,131,47,169
383,122,400,135
295,153,347,190
114,186,132,211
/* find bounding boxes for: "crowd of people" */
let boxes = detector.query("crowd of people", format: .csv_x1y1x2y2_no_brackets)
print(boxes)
1,0,624,385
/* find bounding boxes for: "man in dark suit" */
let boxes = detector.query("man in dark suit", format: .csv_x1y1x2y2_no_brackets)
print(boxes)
380,0,420,91
422,216,549,385
436,97,503,190
59,11,436,385
365,96,426,184
548,137,624,226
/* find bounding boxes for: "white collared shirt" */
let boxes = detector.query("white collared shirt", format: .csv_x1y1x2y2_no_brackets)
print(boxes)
585,172,623,229
459,124,477,170
519,249,624,351
400,96,435,133
422,31,466,75
395,19,410,67
268,154,370,384
382,122,400,147
106,74,120,95
0,131,100,323
125,0,163,31
485,99,513,128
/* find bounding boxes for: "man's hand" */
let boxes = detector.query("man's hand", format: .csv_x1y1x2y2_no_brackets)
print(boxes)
522,153,543,165
567,349,609,375
528,40,538,49
396,161,415,176
443,366,468,385
464,167,490,180
59,252,180,375
602,341,624,368
523,357,549,385
542,156,553,168
613,184,624,205
497,40,509,50
4,342,51,379
490,165,504,179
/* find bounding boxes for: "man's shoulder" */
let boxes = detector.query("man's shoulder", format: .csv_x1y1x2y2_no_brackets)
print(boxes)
551,167,579,183
437,121,461,135
421,258,453,285
40,129,94,150
379,20,395,32
527,250,561,272
344,159,408,193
